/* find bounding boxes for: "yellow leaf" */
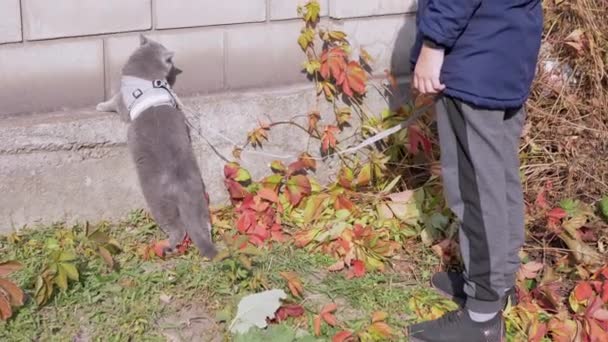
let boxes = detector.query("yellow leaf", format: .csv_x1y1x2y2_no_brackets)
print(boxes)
55,268,68,291
298,28,315,51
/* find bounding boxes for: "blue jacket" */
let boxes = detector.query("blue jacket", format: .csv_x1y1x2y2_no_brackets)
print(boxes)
410,0,544,109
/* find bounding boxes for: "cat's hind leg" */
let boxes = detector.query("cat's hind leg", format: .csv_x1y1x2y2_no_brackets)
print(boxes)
147,198,186,255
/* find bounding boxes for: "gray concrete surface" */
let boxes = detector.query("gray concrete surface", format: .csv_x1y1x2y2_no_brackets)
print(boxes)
0,81,410,233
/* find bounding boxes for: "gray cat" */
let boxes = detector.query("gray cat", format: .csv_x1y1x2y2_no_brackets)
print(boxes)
97,35,217,259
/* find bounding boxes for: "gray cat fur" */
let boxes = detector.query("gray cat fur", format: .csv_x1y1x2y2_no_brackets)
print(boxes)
96,34,218,259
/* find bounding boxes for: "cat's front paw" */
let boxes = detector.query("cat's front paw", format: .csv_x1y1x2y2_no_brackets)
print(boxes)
96,101,114,112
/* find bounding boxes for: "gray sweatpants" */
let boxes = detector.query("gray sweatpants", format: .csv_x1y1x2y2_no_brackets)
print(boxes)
436,96,526,313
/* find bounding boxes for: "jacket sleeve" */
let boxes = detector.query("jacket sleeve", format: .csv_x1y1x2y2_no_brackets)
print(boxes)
418,0,482,49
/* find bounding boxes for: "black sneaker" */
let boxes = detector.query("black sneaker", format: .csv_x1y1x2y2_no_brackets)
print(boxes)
431,271,517,309
407,308,505,342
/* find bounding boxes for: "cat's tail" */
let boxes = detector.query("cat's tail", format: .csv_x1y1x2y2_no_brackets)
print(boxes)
179,193,218,260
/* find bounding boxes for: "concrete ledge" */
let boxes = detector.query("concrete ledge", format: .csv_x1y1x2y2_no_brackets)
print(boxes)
0,81,411,233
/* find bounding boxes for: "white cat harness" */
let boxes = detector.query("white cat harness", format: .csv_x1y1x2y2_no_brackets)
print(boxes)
121,76,179,120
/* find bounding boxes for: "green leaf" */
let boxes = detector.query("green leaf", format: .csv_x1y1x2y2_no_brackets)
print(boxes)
239,246,265,257
599,197,608,219
54,268,68,291
58,251,77,262
303,1,321,23
270,160,287,174
303,60,321,75
235,168,252,183
381,175,402,194
87,229,110,243
298,28,315,51
303,194,329,224
357,163,372,186
59,263,79,281
559,198,580,217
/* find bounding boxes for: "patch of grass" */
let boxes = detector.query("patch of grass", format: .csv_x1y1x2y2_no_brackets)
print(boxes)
0,210,451,341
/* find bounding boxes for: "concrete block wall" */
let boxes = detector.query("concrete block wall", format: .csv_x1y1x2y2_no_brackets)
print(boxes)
0,0,419,231
0,0,417,116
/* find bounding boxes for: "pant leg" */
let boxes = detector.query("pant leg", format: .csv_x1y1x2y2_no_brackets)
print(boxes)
436,96,510,314
502,108,527,289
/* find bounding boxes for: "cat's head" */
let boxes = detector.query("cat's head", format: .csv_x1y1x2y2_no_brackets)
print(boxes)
122,34,183,87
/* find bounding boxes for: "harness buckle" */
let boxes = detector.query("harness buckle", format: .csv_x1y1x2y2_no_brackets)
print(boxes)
153,79,167,88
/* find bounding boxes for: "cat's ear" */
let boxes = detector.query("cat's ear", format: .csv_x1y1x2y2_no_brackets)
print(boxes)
139,34,149,46
173,66,183,75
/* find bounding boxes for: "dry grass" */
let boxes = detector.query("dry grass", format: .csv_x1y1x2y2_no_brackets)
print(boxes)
523,0,608,202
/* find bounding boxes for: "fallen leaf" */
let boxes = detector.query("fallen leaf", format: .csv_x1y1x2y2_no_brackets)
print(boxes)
347,260,366,279
0,261,22,277
332,330,353,342
273,304,305,322
280,272,304,298
229,289,287,334
0,294,12,320
371,311,388,323
520,261,544,279
328,260,346,272
0,279,24,306
313,315,322,336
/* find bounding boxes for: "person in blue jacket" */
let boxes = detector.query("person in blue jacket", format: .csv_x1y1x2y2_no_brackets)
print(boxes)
406,1,543,341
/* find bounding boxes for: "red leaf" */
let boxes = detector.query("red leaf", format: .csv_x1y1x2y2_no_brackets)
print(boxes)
287,160,308,176
408,125,432,156
602,281,608,303
274,304,305,322
321,125,340,153
347,259,366,279
320,47,347,81
574,282,595,301
332,331,353,342
152,240,170,258
236,211,256,233
336,61,367,97
547,208,567,220
322,312,338,326
0,294,12,321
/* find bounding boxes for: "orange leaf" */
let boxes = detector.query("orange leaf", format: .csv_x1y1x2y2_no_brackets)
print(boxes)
0,294,12,320
0,279,25,306
332,331,353,342
258,188,278,203
313,315,322,336
308,111,321,134
0,261,22,277
320,303,338,326
528,319,548,342
574,281,594,301
320,47,347,81
336,61,367,97
321,125,339,153
369,321,393,337
334,195,355,211
298,152,317,171
322,312,338,326
280,271,304,298
328,260,346,272
371,311,389,323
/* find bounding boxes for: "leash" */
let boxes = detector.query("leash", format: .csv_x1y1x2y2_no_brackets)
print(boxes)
177,90,438,163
